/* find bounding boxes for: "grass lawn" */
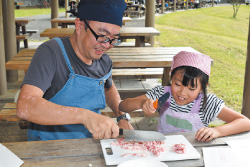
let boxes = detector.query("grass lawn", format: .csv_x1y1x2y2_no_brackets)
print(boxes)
155,5,250,113
15,8,65,17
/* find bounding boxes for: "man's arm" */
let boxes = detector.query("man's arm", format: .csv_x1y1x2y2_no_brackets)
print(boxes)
105,81,133,129
17,84,120,139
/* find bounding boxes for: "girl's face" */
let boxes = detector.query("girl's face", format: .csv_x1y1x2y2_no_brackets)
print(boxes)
171,70,202,105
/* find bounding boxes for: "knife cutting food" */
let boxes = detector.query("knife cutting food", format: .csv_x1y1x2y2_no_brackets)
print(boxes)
119,129,166,141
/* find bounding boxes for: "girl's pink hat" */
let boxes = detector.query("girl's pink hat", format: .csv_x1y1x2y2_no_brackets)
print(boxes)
171,51,211,76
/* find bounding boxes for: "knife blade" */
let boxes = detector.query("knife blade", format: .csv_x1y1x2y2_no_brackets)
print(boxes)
119,129,166,141
153,92,170,112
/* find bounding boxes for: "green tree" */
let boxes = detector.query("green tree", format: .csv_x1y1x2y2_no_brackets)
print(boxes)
231,0,241,18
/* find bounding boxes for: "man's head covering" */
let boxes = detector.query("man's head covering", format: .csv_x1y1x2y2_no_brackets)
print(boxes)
77,0,127,27
171,51,211,76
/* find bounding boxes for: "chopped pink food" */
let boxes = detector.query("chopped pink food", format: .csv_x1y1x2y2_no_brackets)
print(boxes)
121,152,148,157
171,143,186,154
111,138,166,157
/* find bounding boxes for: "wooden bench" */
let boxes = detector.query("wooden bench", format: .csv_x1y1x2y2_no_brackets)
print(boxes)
124,10,144,17
40,27,161,47
17,30,38,51
16,35,27,41
15,18,36,52
20,29,39,37
0,103,158,129
16,35,28,52
112,68,163,80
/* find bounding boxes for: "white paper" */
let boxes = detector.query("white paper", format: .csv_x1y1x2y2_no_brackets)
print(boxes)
202,147,247,167
0,143,24,167
226,139,250,148
225,139,250,167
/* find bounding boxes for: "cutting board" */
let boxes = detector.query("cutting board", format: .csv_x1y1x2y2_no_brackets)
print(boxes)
100,135,200,166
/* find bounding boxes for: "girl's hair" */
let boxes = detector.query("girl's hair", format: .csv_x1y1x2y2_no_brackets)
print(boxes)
171,66,209,109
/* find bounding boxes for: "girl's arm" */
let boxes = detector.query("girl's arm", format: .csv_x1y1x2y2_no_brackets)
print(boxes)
119,95,156,114
214,106,250,136
196,106,250,141
119,95,148,112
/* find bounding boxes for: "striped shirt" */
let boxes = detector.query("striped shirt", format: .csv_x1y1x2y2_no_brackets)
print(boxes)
146,85,224,127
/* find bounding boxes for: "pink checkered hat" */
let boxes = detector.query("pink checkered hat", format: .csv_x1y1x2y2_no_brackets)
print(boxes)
171,51,211,76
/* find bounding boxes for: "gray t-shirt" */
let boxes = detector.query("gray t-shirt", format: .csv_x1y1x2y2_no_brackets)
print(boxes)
22,37,113,100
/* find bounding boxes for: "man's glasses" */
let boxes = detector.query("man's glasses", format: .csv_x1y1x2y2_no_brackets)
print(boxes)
83,20,122,46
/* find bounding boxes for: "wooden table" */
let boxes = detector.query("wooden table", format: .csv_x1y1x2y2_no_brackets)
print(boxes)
51,17,132,28
40,27,161,47
2,131,250,167
124,4,145,17
15,17,35,51
5,47,201,85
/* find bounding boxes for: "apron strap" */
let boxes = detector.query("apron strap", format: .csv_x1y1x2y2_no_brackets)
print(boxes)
53,37,75,75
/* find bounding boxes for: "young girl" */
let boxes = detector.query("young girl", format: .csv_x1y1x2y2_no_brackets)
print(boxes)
119,51,250,142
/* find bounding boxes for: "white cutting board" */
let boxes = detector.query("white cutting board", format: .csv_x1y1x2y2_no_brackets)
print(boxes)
100,135,200,166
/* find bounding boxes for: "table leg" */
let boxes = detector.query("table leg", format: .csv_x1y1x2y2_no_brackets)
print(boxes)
162,67,171,86
16,25,20,53
62,23,67,28
135,36,145,47
21,26,28,48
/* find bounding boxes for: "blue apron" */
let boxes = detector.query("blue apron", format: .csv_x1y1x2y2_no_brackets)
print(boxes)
28,37,112,141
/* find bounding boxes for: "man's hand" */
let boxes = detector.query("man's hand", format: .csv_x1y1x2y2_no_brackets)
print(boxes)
82,110,119,139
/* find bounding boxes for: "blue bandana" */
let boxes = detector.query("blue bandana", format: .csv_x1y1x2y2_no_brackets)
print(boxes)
77,0,127,27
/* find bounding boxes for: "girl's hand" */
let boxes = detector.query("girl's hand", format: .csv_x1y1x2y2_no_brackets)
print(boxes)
142,99,156,115
118,119,134,130
195,127,220,142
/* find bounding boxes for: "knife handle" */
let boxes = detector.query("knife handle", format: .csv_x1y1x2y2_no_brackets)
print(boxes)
119,129,123,135
153,99,158,109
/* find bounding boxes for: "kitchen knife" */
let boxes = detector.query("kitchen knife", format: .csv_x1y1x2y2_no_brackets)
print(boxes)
153,92,170,112
119,129,166,141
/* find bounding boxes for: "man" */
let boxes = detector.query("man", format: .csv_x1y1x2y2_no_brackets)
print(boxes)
16,0,133,141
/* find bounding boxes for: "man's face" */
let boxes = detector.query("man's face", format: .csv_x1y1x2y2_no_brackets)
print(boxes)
76,20,120,64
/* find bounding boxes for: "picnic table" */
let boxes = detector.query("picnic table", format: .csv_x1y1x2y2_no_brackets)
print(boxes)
124,4,145,17
2,131,250,166
5,47,201,86
15,17,35,52
40,27,160,47
51,17,132,28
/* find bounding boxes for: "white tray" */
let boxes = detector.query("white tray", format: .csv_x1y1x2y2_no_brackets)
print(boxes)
100,135,200,166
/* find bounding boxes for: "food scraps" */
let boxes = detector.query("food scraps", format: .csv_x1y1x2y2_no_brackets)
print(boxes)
171,143,186,154
111,138,166,157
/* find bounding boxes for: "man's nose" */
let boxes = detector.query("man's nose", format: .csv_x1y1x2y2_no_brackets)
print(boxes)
101,42,112,49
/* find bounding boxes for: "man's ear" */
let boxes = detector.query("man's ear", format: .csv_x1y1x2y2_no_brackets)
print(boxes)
75,18,83,34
